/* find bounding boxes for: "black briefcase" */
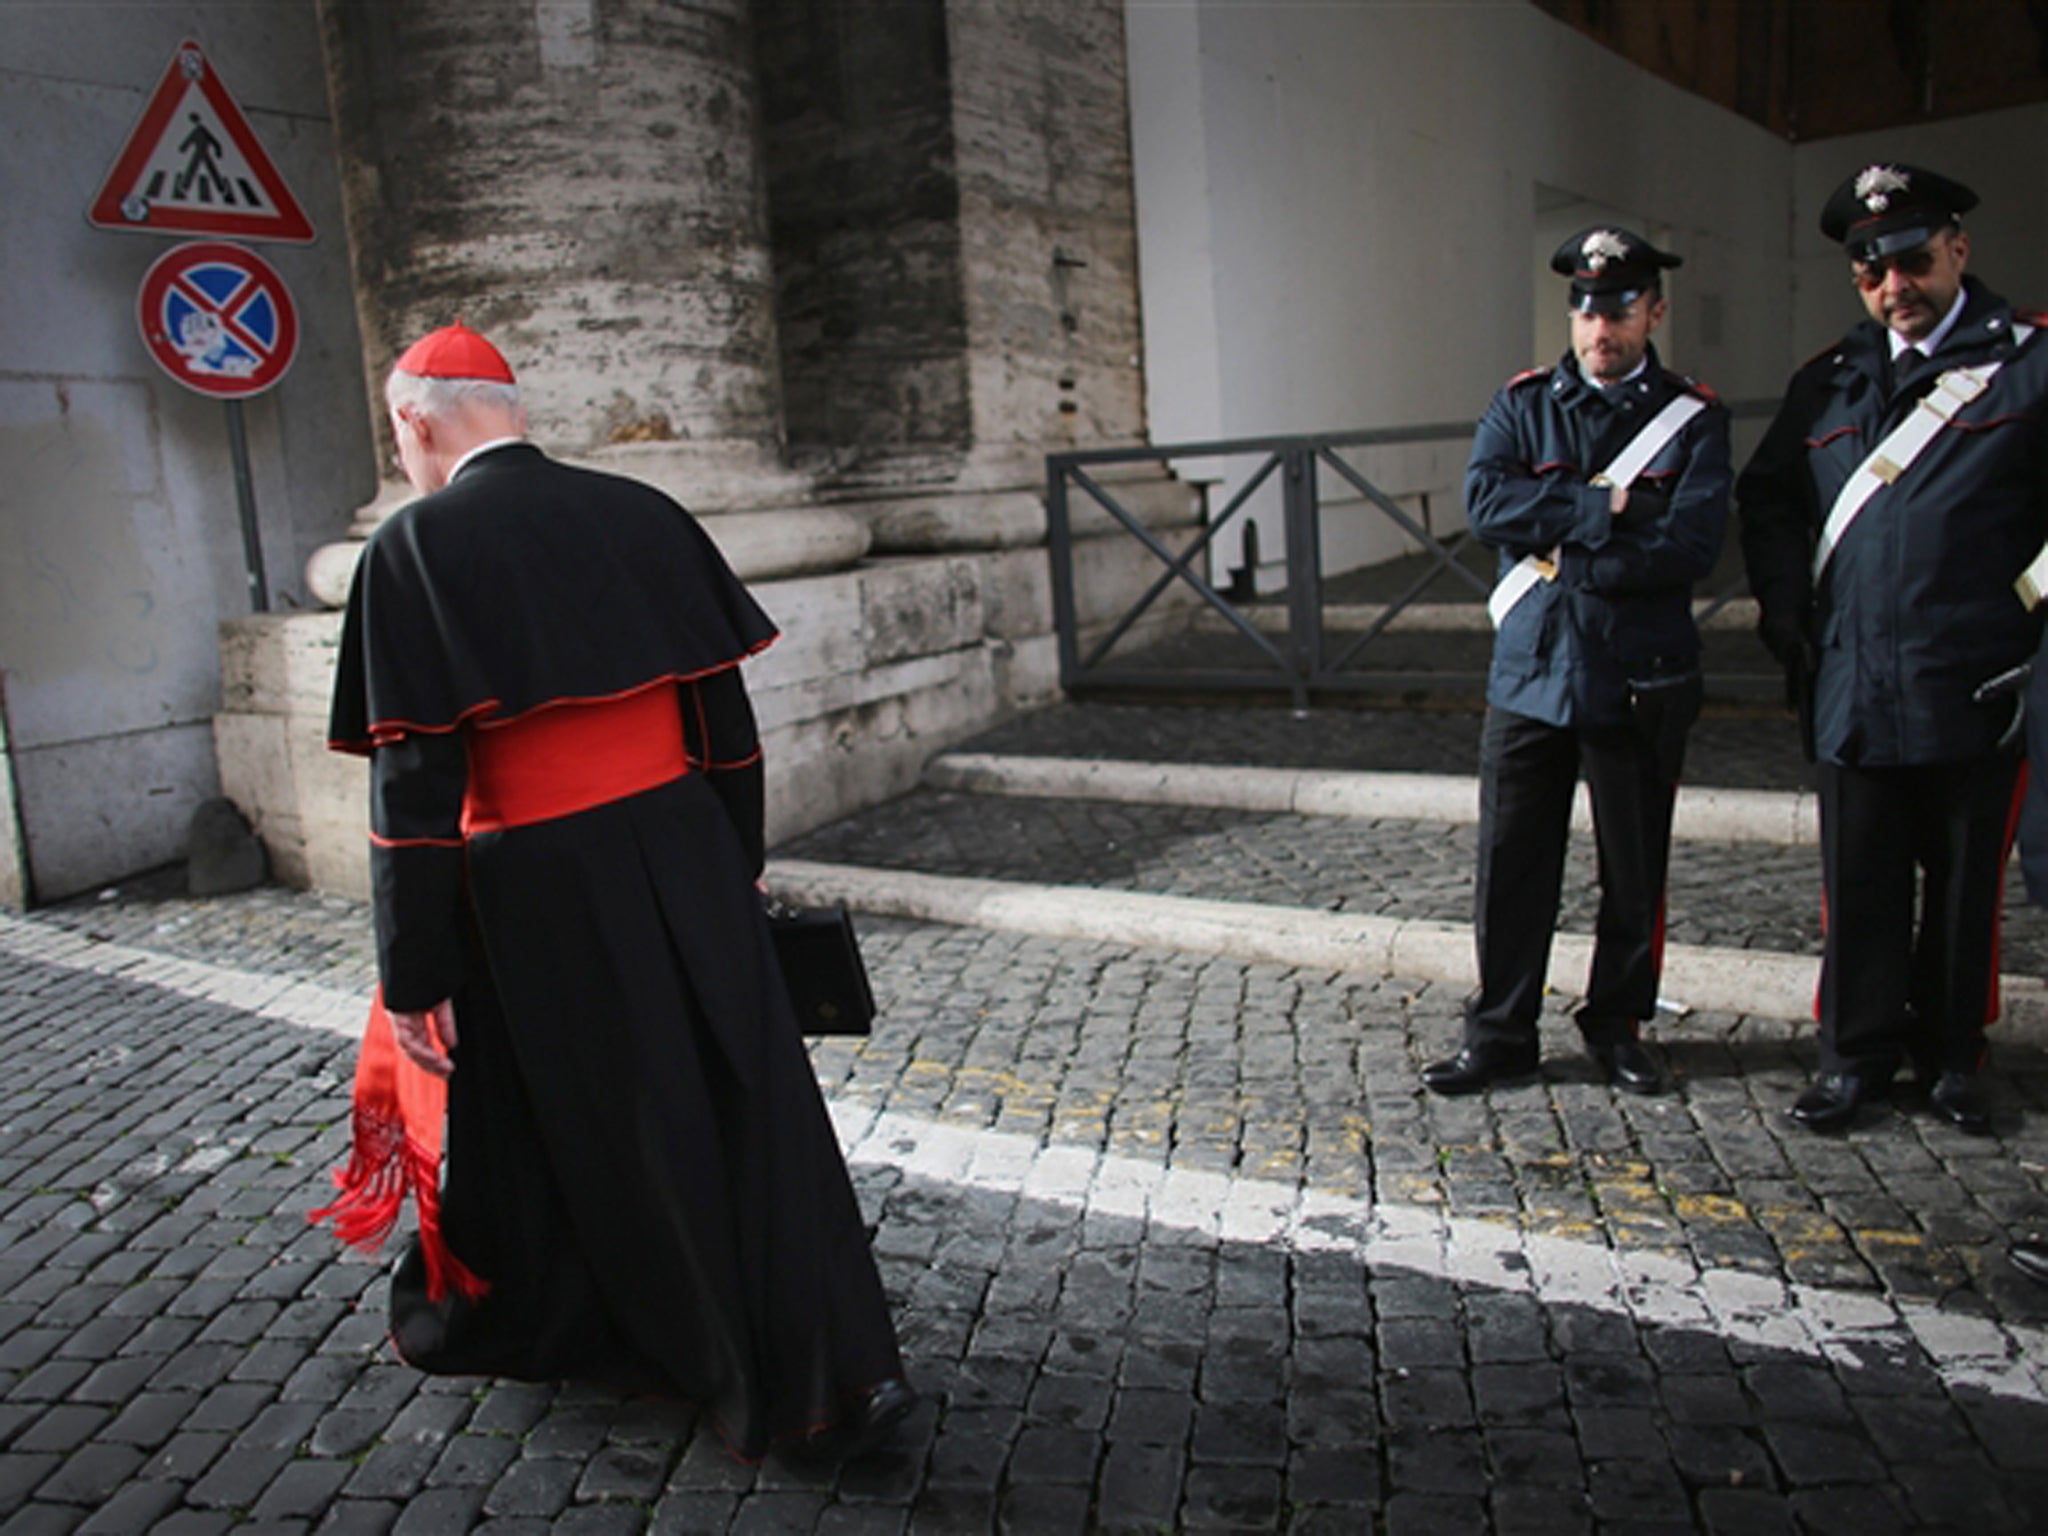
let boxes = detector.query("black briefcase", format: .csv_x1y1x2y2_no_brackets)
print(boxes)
763,897,875,1036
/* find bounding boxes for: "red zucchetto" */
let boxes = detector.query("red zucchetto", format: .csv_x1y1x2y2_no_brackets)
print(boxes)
392,323,516,383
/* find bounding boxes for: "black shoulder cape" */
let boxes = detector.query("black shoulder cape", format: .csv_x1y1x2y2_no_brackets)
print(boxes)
329,444,778,752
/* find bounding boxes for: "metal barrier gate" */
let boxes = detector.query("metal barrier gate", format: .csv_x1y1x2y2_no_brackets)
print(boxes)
1047,408,1770,711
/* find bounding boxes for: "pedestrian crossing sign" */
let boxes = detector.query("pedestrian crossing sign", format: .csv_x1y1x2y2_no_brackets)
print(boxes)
87,39,314,244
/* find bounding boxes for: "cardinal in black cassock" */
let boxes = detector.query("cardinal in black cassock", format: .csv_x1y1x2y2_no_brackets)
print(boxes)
312,323,912,1459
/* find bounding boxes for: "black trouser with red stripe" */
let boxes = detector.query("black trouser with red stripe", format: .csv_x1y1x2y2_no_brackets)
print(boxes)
1468,708,1676,1055
1816,754,2023,1081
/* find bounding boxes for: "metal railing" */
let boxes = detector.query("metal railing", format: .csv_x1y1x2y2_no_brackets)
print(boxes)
1046,405,1773,711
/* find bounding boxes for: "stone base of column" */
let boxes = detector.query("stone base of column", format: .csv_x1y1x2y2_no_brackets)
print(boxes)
304,443,877,606
844,462,1200,554
305,449,1196,603
218,484,1205,901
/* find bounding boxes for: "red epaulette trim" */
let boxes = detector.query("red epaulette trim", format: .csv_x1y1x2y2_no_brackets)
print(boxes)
1668,372,1720,403
1506,366,1552,389
2014,309,2046,327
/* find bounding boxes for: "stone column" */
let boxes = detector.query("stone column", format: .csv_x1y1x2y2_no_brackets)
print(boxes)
307,0,865,605
754,0,1158,555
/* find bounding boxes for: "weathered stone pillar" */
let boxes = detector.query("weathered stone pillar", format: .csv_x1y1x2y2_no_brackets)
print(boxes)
218,0,1200,899
307,0,865,602
755,0,1155,553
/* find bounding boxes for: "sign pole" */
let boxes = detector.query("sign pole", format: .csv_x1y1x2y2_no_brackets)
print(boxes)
223,400,269,613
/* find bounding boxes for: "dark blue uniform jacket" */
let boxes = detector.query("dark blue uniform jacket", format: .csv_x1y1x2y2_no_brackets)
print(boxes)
1467,345,1731,728
1739,279,2048,769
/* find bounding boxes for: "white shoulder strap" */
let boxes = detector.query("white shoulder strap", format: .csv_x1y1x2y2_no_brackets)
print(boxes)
1815,336,2027,581
1592,393,1707,490
2001,325,2048,609
1489,390,1707,630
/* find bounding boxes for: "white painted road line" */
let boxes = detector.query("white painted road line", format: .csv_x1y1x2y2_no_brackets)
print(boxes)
830,1103,2048,1406
11,908,2044,1406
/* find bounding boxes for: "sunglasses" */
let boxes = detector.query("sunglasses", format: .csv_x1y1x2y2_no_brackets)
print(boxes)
1851,247,1940,290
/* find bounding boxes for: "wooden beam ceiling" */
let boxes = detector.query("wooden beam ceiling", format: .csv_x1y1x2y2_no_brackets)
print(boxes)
1530,0,2048,140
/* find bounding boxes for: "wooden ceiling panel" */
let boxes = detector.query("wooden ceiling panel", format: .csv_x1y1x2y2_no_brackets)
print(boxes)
1531,0,2048,139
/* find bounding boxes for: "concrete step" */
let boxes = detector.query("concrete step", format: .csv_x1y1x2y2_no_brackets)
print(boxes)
766,856,2048,1037
1221,595,1761,634
948,700,1812,793
1071,624,1787,709
925,752,1819,846
767,701,2037,1034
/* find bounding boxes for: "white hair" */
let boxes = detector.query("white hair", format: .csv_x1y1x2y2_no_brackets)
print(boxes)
385,369,521,421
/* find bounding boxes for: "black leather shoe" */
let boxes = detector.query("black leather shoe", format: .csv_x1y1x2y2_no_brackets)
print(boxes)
1788,1072,1884,1132
2009,1239,2048,1285
837,1377,918,1458
1421,1046,1539,1097
1591,1039,1668,1096
1927,1071,1992,1135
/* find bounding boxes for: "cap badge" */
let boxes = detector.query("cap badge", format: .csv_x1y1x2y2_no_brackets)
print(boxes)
1581,229,1629,272
1854,164,1910,214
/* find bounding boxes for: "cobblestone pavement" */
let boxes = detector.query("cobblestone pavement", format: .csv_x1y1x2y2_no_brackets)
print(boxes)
3,897,2048,1531
5,700,2048,1533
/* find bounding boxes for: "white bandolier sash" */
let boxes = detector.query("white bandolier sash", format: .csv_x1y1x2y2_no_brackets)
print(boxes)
1814,324,2035,585
1488,391,1707,629
1999,325,2048,609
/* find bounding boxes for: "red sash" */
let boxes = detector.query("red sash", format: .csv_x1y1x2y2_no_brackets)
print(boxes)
463,682,689,833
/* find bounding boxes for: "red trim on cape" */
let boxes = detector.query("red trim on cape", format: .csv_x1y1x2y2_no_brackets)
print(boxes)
368,831,464,850
328,640,777,756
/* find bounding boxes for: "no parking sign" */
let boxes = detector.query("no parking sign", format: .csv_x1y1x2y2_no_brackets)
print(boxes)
136,240,298,398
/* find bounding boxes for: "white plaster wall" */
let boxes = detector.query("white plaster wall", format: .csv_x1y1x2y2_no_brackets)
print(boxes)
1125,0,1796,586
0,703,21,911
0,4,373,900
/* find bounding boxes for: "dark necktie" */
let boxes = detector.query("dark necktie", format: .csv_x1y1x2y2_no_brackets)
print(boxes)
1892,345,1923,394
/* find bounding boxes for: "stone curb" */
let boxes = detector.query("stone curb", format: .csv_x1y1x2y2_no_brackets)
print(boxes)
767,857,2048,1036
926,753,1820,846
1214,596,1762,634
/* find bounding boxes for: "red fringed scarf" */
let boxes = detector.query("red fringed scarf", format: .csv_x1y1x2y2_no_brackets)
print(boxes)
310,990,490,1302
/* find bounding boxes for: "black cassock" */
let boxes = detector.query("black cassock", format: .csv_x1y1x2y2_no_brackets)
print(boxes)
324,442,901,1457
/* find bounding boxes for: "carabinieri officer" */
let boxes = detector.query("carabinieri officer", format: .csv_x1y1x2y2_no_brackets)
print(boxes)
1423,228,1730,1099
1740,163,2048,1135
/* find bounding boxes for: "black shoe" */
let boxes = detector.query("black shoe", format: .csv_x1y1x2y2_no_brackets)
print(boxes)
2010,1240,2048,1285
1421,1046,1539,1097
837,1377,918,1458
1927,1071,1992,1135
1591,1039,1668,1096
1788,1072,1884,1133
